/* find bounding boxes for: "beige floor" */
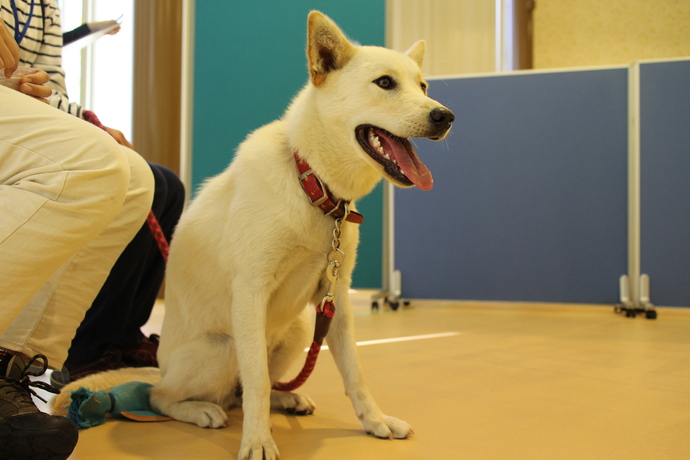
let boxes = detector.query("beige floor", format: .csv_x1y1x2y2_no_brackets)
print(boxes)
46,292,690,459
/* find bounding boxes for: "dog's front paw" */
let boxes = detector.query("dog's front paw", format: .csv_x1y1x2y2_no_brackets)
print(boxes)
151,397,229,429
362,414,413,440
238,435,280,460
184,401,228,428
270,390,316,415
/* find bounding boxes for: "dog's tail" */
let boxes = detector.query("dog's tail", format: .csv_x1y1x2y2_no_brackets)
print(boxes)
51,367,161,416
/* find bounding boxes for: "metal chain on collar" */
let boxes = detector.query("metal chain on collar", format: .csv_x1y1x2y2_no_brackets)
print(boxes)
321,208,347,311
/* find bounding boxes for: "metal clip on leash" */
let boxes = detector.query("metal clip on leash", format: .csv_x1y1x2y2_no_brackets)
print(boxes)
273,206,350,392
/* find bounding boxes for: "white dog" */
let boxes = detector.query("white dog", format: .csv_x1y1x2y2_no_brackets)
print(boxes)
59,11,453,460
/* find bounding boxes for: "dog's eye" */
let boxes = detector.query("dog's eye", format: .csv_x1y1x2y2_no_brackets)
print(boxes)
374,76,395,90
420,82,428,94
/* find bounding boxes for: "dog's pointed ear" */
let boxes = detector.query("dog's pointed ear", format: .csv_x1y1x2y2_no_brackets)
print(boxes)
307,11,356,87
405,40,426,69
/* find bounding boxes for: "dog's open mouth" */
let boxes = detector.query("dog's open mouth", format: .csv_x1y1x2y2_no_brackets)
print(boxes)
355,125,433,191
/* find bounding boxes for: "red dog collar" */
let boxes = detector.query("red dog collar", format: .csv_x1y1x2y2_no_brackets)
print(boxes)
293,152,364,224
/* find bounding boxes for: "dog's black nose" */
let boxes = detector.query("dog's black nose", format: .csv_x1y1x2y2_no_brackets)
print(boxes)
430,107,455,127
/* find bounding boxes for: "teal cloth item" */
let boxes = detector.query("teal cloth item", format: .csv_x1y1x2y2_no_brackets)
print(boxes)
67,381,164,429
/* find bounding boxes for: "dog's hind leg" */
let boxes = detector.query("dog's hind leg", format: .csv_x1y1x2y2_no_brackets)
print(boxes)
268,309,316,415
150,334,238,429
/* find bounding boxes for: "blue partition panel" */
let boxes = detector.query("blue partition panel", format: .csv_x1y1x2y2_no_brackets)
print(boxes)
395,69,628,303
640,60,690,307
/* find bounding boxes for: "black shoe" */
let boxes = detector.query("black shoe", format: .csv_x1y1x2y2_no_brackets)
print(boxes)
0,351,79,460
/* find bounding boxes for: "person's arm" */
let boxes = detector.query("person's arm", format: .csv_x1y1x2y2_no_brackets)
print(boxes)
62,23,91,46
1,13,55,102
27,0,83,116
63,20,120,46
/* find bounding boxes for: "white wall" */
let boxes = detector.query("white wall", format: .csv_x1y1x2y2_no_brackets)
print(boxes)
386,0,499,75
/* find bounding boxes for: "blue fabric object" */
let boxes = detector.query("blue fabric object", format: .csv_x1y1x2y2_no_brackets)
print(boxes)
67,381,170,429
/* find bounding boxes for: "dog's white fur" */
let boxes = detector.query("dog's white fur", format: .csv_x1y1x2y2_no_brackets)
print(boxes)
57,12,453,460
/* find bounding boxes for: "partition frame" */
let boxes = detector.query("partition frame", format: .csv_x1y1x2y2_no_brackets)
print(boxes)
383,60,688,308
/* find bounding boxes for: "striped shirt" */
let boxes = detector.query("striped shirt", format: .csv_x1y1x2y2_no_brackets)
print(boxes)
1,0,82,116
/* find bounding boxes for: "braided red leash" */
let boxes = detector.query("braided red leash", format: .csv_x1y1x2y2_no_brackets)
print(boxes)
82,110,107,131
272,299,335,392
146,210,170,261
273,157,362,392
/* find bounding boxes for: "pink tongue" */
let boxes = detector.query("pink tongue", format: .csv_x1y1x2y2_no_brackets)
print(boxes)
381,134,434,191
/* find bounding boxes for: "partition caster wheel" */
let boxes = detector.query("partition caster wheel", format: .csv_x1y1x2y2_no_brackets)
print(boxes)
625,309,636,318
389,301,400,311
371,301,379,311
645,310,657,320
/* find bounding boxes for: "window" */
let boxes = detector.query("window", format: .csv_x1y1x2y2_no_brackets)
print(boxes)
59,0,134,139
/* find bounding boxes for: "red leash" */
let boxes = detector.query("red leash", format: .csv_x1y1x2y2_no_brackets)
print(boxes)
273,256,341,392
273,153,361,392
272,299,336,392
146,210,170,261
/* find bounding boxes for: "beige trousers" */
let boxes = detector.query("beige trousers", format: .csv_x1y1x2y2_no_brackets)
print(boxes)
0,86,154,368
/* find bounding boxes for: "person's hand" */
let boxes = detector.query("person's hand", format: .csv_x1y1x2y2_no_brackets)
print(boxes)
0,16,20,78
105,126,133,149
19,69,51,102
